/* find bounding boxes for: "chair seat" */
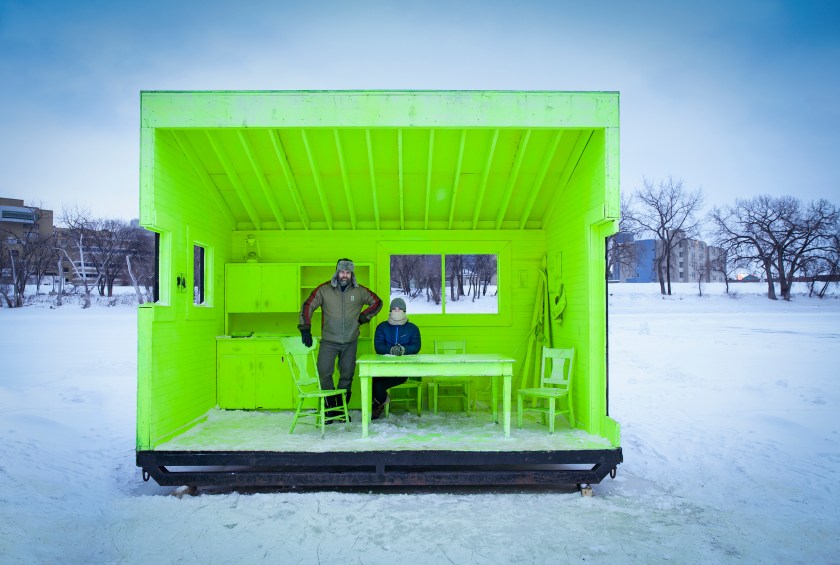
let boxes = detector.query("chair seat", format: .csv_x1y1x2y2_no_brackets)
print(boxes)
518,387,568,398
392,379,421,389
300,389,348,398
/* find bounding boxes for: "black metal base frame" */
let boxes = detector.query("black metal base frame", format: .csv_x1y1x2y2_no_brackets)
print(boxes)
137,448,623,488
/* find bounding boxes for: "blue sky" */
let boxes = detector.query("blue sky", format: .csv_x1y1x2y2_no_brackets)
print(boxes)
1,0,838,221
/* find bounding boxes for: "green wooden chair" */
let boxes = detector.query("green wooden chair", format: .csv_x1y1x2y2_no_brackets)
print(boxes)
280,336,349,437
429,339,471,416
384,377,422,417
517,347,575,433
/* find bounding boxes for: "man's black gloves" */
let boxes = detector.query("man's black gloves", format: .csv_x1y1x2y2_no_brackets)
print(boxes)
358,313,371,325
389,344,405,356
300,328,313,347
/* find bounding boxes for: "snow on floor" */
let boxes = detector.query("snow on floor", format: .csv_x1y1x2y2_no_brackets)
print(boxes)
1,283,839,563
157,408,611,452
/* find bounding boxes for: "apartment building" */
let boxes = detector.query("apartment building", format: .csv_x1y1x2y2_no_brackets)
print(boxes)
612,231,727,283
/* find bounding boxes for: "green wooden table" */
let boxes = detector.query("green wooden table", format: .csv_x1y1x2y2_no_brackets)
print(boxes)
356,353,516,438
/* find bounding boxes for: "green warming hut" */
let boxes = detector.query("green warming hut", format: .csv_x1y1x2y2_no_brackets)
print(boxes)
136,90,623,488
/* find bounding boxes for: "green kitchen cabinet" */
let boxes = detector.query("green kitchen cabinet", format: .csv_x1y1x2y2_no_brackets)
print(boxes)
217,339,295,409
226,263,299,313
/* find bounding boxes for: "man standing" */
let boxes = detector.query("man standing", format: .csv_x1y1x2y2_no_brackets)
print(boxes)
298,258,382,416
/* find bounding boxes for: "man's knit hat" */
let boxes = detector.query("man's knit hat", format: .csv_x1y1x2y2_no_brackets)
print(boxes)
390,297,407,311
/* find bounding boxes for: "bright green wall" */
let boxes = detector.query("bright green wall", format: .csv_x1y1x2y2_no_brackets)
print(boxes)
137,130,231,449
543,129,620,445
231,228,544,352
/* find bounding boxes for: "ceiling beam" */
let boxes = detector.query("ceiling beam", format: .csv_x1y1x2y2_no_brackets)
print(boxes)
237,131,286,230
301,130,333,230
170,131,236,229
519,130,563,229
425,129,435,229
541,130,594,225
448,130,467,229
472,129,499,229
495,129,531,230
268,130,311,230
365,129,381,229
398,129,404,229
205,131,262,230
333,129,357,229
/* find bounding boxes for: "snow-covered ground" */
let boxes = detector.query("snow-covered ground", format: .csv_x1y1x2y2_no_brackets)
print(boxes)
1,282,839,563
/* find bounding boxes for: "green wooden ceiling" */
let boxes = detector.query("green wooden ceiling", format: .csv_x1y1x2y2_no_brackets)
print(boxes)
167,125,595,231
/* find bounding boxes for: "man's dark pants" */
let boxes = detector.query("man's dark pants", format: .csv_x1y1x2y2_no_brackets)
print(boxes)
317,339,358,405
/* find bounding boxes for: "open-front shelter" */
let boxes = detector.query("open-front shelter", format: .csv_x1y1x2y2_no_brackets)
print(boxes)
136,90,622,487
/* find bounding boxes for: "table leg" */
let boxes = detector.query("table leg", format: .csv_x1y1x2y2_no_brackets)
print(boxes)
491,375,499,424
502,373,511,437
360,374,371,438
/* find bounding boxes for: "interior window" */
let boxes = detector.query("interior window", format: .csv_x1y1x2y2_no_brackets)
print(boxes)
389,253,498,314
444,254,498,314
193,244,206,305
389,254,442,313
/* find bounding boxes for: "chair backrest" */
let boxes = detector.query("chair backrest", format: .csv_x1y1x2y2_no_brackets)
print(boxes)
539,347,574,391
434,339,466,355
280,336,320,394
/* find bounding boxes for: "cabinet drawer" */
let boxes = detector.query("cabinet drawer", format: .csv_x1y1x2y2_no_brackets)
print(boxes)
217,340,254,355
217,339,287,356
252,341,284,355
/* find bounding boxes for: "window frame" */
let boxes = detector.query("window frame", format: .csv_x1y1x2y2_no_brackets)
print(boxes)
377,240,511,327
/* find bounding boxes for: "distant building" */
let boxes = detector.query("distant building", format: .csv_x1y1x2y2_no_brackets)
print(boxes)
1,197,55,243
611,230,727,284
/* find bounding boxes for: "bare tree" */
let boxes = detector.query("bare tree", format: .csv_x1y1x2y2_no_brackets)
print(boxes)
802,229,840,298
87,219,136,298
710,196,839,300
607,195,640,280
629,177,704,295
56,206,103,308
446,255,468,302
0,214,57,307
389,254,442,305
708,249,734,294
0,243,13,307
124,225,156,304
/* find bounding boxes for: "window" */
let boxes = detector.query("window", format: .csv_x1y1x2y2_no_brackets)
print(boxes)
390,254,442,313
378,240,510,326
389,253,498,315
193,244,206,305
153,232,160,303
444,254,498,314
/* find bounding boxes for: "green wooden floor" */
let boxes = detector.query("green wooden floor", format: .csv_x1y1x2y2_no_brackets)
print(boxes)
156,408,613,453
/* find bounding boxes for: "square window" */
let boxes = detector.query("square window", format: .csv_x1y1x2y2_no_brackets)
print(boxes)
444,254,498,314
389,254,442,313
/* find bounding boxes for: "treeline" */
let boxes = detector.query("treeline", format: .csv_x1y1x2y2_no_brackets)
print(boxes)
610,177,839,300
390,254,498,305
0,206,155,308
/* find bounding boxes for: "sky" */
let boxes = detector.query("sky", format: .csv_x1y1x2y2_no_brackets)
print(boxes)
1,0,839,221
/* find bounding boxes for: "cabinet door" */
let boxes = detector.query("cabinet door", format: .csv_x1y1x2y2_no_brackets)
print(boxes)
226,264,262,313
254,354,295,409
218,354,256,409
260,264,299,312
